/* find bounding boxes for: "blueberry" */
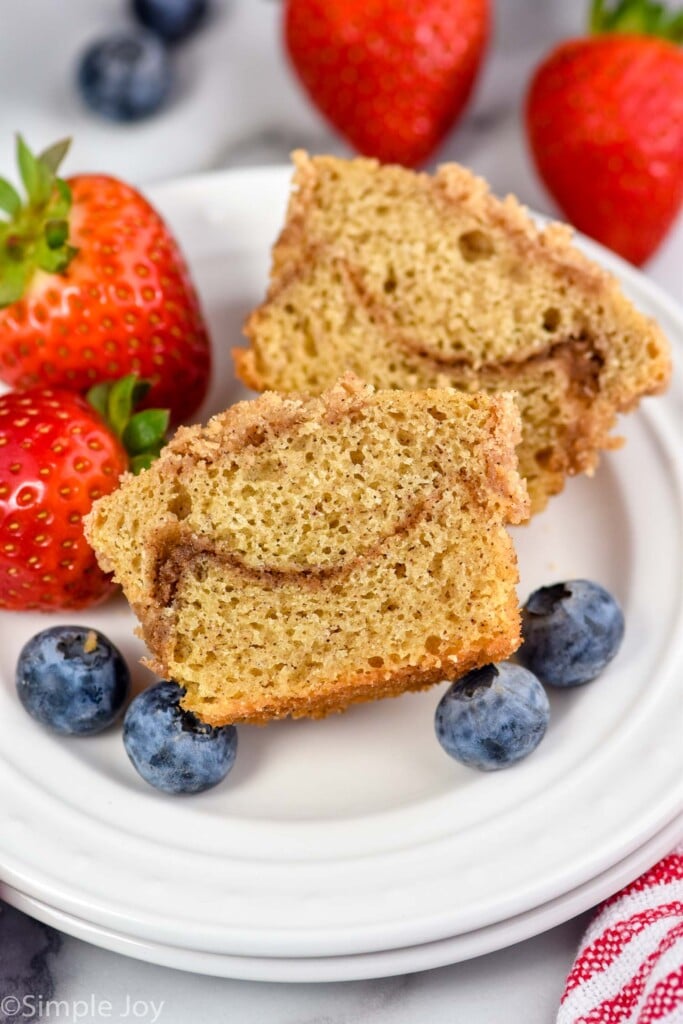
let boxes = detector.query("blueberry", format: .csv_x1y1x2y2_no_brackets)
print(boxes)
16,627,130,736
77,32,172,122
519,580,624,688
435,663,550,771
123,681,237,794
132,0,209,44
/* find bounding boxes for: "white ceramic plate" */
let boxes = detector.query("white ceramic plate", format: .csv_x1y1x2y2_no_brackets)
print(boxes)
2,814,681,982
0,167,681,964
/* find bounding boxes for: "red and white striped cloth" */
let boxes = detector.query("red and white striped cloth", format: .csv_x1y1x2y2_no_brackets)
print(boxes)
558,845,683,1024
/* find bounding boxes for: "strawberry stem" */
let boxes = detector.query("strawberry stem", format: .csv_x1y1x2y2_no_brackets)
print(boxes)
87,375,169,475
590,0,683,40
0,135,78,308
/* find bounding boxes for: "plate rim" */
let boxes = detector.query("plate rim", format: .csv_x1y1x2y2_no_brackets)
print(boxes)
2,813,681,983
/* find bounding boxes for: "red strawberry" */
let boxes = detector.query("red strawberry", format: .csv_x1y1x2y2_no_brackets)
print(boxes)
0,376,168,611
0,137,210,423
284,0,490,167
526,0,683,266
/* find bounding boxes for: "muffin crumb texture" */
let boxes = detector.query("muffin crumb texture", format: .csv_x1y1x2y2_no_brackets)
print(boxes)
86,376,528,725
237,152,670,515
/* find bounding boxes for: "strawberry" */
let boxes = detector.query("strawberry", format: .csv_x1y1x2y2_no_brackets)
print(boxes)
0,137,210,423
284,0,490,167
526,0,683,266
0,376,168,611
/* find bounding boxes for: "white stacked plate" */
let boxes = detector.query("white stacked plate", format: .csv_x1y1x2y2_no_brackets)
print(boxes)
0,169,681,982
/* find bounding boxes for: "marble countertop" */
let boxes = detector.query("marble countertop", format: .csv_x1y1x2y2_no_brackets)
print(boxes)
0,2,680,1022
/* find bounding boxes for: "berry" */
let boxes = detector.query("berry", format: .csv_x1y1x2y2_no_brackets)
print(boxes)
435,663,550,771
526,0,683,265
16,626,130,735
0,377,169,611
123,681,238,794
285,0,490,167
77,32,172,123
0,137,210,424
132,0,209,44
519,579,624,688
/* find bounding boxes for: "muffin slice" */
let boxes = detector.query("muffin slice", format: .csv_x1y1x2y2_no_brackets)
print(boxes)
86,376,529,725
237,152,670,515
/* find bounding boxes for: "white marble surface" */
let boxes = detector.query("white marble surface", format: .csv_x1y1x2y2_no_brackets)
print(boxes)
53,918,588,1023
0,1,681,1021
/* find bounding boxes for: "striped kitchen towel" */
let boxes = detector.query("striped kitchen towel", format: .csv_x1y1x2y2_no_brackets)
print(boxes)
558,845,683,1023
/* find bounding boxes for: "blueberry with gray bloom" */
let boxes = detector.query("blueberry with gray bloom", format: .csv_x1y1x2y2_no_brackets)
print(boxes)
132,0,209,44
77,32,172,122
16,626,130,736
519,580,624,688
435,663,550,771
123,681,238,794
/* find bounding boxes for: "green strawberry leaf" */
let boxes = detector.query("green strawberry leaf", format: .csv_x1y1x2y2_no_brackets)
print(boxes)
88,372,169,473
0,178,21,218
34,233,77,274
591,0,683,39
86,382,113,420
17,135,40,204
122,410,170,454
0,260,29,307
130,453,158,475
0,136,77,300
44,219,68,249
107,374,139,437
35,246,69,274
49,179,73,221
38,138,71,176
17,134,54,207
36,163,54,207
668,11,683,40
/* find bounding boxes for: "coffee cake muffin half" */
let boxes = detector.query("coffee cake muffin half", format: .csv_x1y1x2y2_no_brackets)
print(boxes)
86,376,529,725
237,152,670,515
